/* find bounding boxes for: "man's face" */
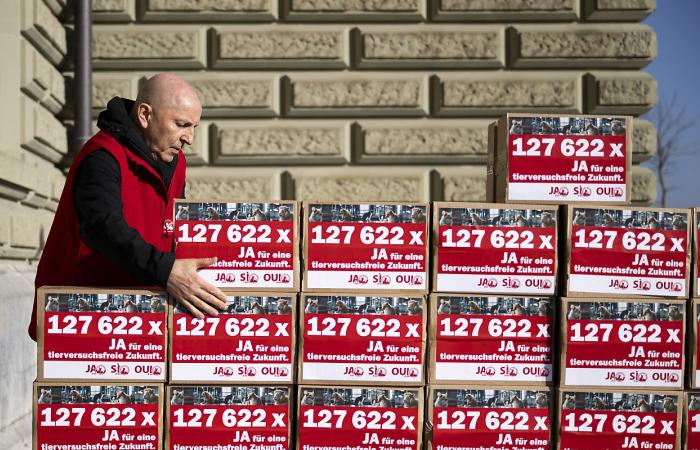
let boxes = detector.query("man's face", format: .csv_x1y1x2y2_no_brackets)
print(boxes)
140,102,202,163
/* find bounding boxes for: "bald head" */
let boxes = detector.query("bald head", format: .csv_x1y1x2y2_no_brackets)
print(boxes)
131,73,202,163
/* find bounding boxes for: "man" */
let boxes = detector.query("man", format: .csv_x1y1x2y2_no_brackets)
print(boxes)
28,73,227,340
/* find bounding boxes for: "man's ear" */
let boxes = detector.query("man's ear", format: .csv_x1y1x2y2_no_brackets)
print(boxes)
135,103,152,128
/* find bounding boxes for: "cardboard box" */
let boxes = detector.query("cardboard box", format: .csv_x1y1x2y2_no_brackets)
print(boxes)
298,294,426,386
33,381,163,450
428,295,555,386
694,209,699,298
685,391,700,450
297,385,423,450
493,113,632,205
691,300,700,389
165,385,292,450
174,200,300,291
302,201,430,294
556,388,682,450
425,385,553,450
169,292,296,384
37,287,168,382
563,205,692,298
432,202,559,295
560,297,685,390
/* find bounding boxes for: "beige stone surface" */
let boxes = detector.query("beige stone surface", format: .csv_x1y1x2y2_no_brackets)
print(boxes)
21,0,66,65
10,214,40,249
93,26,207,69
433,72,582,116
584,0,655,21
438,166,488,202
284,0,424,21
585,71,657,115
631,165,656,205
184,121,210,166
21,98,67,163
186,167,283,200
632,118,656,163
285,73,428,117
141,0,277,21
91,74,138,112
432,0,577,21
213,120,349,165
510,24,656,68
354,26,504,69
187,73,280,117
212,26,349,69
92,0,136,22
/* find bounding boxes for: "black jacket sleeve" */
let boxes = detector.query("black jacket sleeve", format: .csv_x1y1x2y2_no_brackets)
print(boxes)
73,150,175,287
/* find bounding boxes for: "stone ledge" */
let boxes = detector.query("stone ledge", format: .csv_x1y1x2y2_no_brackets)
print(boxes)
20,97,67,164
20,41,65,115
584,71,657,115
139,0,277,22
92,0,137,22
582,0,655,21
186,167,284,200
431,0,578,22
282,0,425,22
21,0,67,66
352,25,505,69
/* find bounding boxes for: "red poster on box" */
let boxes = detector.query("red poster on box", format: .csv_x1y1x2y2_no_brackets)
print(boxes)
435,205,557,295
168,386,290,450
298,387,421,450
171,295,294,383
174,202,297,290
688,401,700,450
304,203,428,292
39,291,166,381
505,116,629,203
564,301,684,388
300,296,425,384
433,297,553,383
568,208,689,297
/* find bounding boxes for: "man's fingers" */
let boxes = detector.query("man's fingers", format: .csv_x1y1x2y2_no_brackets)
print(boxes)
195,257,217,269
178,297,203,319
197,288,228,311
189,294,220,317
200,281,228,308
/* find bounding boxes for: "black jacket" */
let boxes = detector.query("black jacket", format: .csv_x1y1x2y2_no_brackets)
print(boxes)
73,97,184,287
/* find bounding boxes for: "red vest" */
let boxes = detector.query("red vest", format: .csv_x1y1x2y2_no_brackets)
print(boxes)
28,130,186,340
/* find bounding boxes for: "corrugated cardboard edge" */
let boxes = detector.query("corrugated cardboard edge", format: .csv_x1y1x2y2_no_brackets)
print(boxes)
430,202,559,296
36,286,169,383
486,121,498,203
560,297,687,390
562,204,693,299
33,381,164,450
425,384,555,450
296,384,424,450
497,113,633,206
555,387,683,450
691,300,699,389
297,293,427,387
164,384,294,450
168,292,298,385
301,201,431,295
173,199,301,293
427,293,556,387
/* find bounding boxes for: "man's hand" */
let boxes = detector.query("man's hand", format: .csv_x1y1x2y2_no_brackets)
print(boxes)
166,257,228,318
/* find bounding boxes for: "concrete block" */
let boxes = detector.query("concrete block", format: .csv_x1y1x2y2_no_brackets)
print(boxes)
585,71,657,115
140,0,277,22
93,25,207,69
287,167,431,201
283,0,425,22
93,0,137,22
631,165,656,205
509,24,656,69
180,72,280,117
354,119,491,164
20,97,67,163
583,0,655,21
437,166,488,201
91,73,139,114
21,0,67,65
431,72,582,117
353,25,504,69
211,25,349,69
212,120,350,165
632,118,656,163
431,0,578,22
186,167,283,200
284,73,429,117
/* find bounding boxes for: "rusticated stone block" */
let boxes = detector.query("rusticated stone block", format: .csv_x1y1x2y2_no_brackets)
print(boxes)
585,72,657,115
21,99,67,164
283,0,425,21
438,166,488,202
211,26,349,69
91,75,138,115
21,0,67,65
353,26,504,69
21,152,57,201
284,73,429,117
631,165,656,205
213,121,350,165
180,73,280,117
11,214,40,249
140,0,277,22
355,119,491,164
0,213,9,245
583,0,655,21
432,72,582,117
0,153,43,203
632,119,656,163
509,24,655,69
21,42,64,114
93,0,136,22
183,121,210,166
186,167,282,200
288,167,431,201
432,0,578,22
93,26,207,69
